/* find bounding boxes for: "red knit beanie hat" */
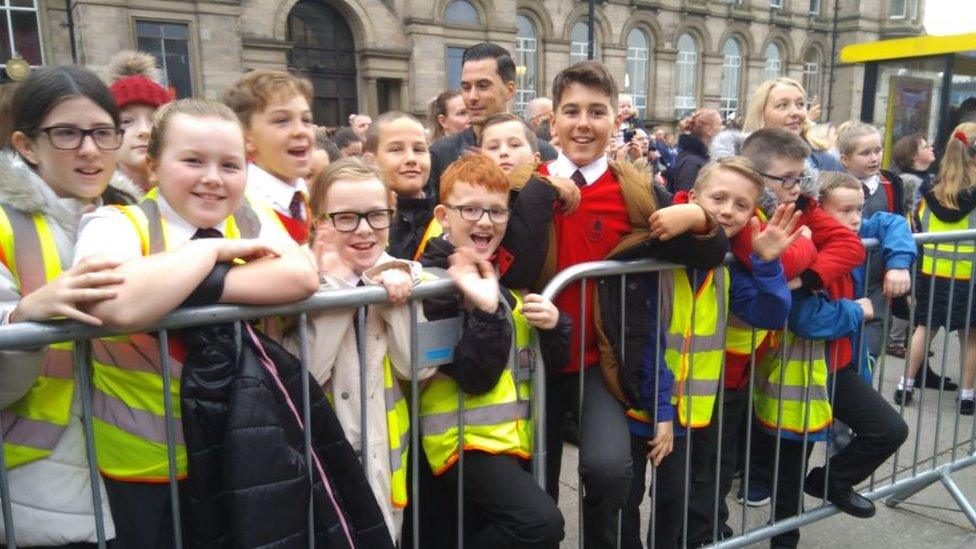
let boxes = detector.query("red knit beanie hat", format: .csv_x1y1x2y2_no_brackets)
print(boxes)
107,51,172,110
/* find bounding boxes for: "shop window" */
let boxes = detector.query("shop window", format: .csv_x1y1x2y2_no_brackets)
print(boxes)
515,14,538,116
675,33,698,118
136,21,193,99
444,0,480,25
626,28,649,119
0,0,43,70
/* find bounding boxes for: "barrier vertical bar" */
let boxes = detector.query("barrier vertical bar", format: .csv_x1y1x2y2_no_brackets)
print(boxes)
797,340,813,515
912,264,939,477
958,246,976,459
681,269,698,548
456,310,466,549
932,243,960,469
891,259,921,483
769,324,789,523
822,338,841,505
0,410,14,548
577,278,587,549
409,303,421,549
739,326,759,535
618,274,626,549
649,279,663,548
711,306,730,545
74,339,107,549
157,330,182,549
296,314,315,547
358,305,368,466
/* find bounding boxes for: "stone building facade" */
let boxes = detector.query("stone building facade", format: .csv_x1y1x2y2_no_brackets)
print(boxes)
11,0,924,127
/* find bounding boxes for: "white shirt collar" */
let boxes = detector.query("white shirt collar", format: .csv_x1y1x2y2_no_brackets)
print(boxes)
862,174,881,195
155,193,228,247
247,163,308,218
548,152,609,186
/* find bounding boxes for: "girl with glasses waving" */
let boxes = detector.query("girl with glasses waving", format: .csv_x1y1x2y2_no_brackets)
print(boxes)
0,65,142,547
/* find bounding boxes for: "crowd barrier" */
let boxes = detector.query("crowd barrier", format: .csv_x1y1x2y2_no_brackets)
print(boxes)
0,230,975,548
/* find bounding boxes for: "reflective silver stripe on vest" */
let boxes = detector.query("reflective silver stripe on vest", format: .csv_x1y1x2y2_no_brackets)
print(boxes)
384,379,408,471
924,248,974,261
136,200,167,255
42,348,74,379
420,400,529,437
1,411,65,450
758,378,830,402
670,378,722,399
1,204,49,295
91,389,185,446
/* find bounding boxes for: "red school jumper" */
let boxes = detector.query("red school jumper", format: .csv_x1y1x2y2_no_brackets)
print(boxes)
539,163,631,374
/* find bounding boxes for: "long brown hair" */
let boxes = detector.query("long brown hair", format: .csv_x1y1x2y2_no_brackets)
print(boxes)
934,122,976,210
427,90,462,142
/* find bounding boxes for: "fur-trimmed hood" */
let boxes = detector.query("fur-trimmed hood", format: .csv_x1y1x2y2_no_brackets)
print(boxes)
0,150,142,240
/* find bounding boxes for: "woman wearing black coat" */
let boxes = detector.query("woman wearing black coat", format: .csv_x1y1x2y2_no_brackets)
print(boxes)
671,108,723,193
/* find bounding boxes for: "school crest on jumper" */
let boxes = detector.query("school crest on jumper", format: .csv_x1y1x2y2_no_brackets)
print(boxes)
585,213,604,242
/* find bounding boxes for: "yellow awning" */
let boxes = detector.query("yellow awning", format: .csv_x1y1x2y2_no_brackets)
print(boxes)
840,33,976,64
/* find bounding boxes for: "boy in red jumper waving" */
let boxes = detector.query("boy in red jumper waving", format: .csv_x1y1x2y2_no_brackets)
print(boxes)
502,60,728,548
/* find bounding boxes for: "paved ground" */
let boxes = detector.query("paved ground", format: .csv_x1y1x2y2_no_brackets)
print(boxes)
554,330,976,548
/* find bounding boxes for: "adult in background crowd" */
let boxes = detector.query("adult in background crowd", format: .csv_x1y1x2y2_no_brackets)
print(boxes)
526,96,553,141
350,113,372,139
671,108,722,193
427,89,470,142
426,42,557,198
333,126,364,157
651,127,675,176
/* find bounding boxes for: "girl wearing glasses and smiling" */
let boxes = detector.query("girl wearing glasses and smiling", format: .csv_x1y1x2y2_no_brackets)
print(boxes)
71,98,317,548
285,157,437,543
0,65,142,546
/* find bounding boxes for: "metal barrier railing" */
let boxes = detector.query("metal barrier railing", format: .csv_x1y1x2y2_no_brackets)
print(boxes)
0,230,974,548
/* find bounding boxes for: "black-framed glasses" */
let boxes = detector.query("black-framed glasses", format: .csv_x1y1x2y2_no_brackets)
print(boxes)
33,125,125,151
321,209,394,232
446,204,512,223
758,172,810,190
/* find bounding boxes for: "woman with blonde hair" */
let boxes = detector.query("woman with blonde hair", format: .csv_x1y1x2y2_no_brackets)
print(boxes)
741,77,843,180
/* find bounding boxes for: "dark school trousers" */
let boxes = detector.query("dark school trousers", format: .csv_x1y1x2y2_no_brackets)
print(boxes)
684,386,751,547
545,370,633,549
102,477,186,549
430,451,564,549
621,433,688,549
758,365,910,548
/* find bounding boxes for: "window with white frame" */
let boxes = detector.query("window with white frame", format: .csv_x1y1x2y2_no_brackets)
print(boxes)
0,0,43,70
515,14,538,116
675,33,697,118
809,0,821,15
889,0,906,18
802,49,822,108
720,38,742,120
570,22,591,64
136,21,192,98
626,28,649,119
444,0,480,25
770,0,783,8
763,42,783,81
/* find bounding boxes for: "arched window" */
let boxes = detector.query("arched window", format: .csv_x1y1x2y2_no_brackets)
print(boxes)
763,42,782,81
802,49,822,108
675,33,698,118
444,0,479,25
719,38,742,119
570,22,592,64
626,29,650,119
515,14,538,116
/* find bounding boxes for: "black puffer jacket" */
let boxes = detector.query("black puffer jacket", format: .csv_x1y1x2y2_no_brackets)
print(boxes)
180,323,395,549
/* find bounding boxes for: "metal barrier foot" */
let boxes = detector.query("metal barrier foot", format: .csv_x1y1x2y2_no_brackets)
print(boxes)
939,470,976,529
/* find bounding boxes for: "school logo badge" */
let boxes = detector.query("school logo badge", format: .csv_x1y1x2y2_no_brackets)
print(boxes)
585,213,604,242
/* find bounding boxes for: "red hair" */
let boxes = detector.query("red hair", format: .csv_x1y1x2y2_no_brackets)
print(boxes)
439,154,509,203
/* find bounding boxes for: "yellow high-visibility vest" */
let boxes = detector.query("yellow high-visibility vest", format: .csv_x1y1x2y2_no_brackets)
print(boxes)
918,201,975,280
0,204,74,468
752,330,833,434
419,291,533,475
383,356,410,508
92,189,276,481
725,314,768,359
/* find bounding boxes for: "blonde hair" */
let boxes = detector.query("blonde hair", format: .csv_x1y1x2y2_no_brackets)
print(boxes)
934,122,976,210
819,171,862,204
743,77,824,151
309,157,391,219
835,120,880,157
694,156,765,204
147,98,242,159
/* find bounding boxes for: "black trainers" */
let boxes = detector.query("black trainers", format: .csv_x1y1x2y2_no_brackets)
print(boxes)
960,398,975,416
893,387,914,405
916,365,958,390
